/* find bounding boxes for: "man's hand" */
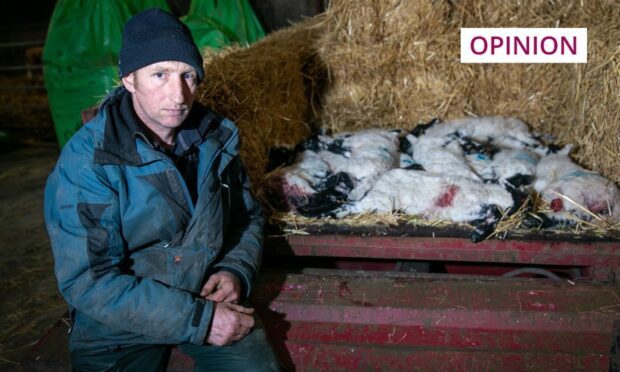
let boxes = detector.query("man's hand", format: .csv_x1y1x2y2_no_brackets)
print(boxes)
207,302,255,346
200,271,242,303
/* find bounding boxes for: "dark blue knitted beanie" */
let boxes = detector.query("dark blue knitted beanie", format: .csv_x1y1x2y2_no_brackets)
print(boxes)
119,8,204,81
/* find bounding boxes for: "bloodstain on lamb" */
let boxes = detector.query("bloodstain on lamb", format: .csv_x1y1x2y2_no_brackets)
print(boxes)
550,198,564,212
435,185,459,208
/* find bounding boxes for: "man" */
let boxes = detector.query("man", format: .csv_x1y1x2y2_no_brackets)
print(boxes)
44,8,280,371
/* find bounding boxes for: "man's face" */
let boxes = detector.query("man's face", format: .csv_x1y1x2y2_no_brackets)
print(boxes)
122,61,198,139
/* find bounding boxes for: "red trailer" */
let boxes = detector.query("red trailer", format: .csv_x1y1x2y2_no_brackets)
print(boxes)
249,224,620,371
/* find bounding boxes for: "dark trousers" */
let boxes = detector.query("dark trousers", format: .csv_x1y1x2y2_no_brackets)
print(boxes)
71,321,281,372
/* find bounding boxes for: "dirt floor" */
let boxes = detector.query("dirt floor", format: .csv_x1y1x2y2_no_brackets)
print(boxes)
0,144,66,370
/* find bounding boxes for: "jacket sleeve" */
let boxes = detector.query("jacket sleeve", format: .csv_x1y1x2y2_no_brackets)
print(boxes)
213,156,264,300
44,144,213,345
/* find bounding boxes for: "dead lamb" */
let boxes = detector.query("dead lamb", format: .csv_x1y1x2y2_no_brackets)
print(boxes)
264,129,400,216
418,116,544,151
462,139,541,189
333,168,520,242
412,134,487,181
529,146,620,227
316,129,401,201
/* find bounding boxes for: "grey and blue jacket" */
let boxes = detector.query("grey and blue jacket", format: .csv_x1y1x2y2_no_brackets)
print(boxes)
44,88,264,351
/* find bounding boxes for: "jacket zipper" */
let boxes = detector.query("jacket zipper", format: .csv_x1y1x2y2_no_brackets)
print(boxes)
169,129,239,246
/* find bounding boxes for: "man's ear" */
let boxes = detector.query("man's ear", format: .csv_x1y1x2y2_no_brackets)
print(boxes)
122,74,136,93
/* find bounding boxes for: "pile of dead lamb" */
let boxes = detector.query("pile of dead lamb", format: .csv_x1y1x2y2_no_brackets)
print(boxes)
263,117,620,242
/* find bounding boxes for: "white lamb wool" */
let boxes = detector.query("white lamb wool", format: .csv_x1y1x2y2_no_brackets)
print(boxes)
336,169,514,222
534,149,620,221
408,134,481,181
318,129,400,178
399,153,415,168
318,129,401,200
287,150,331,185
281,173,315,196
263,150,331,209
467,148,540,183
424,116,541,150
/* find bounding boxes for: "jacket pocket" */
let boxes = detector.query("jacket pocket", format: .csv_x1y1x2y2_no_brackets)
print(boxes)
130,243,208,293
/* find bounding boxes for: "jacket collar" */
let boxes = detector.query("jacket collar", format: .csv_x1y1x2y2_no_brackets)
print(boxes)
94,87,229,166
93,87,143,165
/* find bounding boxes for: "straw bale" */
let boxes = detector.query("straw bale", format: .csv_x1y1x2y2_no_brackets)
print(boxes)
196,16,328,182
318,0,620,184
197,0,619,233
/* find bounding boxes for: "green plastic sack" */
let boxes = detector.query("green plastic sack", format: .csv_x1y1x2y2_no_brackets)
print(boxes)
184,0,265,49
43,0,170,147
181,14,235,51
